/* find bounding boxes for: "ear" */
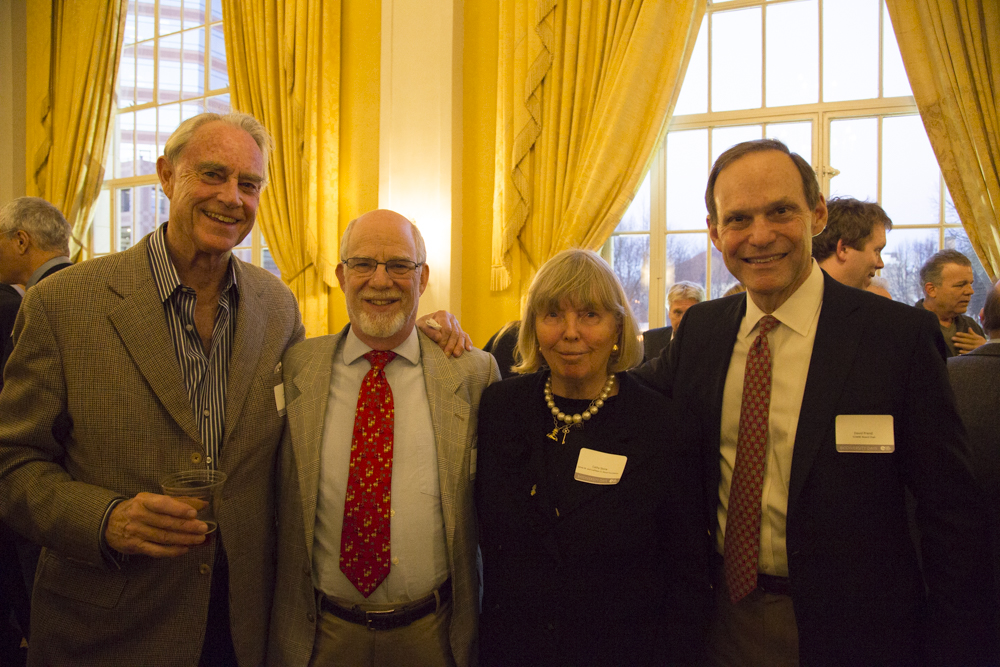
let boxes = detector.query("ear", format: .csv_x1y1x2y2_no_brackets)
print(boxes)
810,193,828,237
335,262,347,292
835,238,851,262
708,218,723,252
418,264,430,296
13,229,31,255
156,156,175,199
924,282,937,299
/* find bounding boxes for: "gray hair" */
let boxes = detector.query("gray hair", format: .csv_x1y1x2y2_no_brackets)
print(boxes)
920,249,972,287
667,281,706,306
514,249,644,375
339,214,427,264
163,112,274,187
0,197,72,254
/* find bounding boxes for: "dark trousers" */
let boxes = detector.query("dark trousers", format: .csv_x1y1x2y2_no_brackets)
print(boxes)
199,537,238,667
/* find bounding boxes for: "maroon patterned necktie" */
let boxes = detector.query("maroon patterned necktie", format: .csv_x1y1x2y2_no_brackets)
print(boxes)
724,314,780,603
340,350,397,597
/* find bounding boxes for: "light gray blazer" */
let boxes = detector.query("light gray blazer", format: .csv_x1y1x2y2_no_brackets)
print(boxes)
267,326,499,667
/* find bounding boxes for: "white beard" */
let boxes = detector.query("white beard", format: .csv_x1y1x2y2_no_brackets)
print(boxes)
352,307,409,339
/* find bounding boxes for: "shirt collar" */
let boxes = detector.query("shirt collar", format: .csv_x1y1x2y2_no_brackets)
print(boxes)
148,223,238,303
740,259,825,339
26,256,72,289
343,326,421,366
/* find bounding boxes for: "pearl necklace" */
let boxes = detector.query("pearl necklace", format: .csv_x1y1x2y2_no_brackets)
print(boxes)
544,374,615,444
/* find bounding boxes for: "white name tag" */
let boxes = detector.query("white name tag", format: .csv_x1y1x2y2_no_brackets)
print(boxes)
274,384,286,417
835,414,894,453
574,448,627,485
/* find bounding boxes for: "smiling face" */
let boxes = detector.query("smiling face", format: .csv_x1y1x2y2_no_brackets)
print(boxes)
336,210,429,351
535,299,619,399
840,224,886,289
708,150,827,313
157,121,264,265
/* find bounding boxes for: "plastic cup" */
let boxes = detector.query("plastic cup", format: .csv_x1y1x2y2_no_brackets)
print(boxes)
160,469,227,534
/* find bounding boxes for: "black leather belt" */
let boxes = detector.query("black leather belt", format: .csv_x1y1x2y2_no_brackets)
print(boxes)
319,579,451,631
757,573,792,597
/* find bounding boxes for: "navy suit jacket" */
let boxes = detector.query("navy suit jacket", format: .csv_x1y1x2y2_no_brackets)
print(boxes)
634,271,997,665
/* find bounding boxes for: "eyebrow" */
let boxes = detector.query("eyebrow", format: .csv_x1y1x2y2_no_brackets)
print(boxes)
197,161,264,184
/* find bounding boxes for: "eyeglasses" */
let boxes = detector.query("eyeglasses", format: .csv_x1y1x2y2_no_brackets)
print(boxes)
342,257,423,277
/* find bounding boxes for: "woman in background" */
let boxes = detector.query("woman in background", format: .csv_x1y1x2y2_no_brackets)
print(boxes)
476,249,711,667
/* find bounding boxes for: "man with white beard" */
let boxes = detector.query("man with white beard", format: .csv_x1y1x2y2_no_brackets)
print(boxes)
267,209,499,667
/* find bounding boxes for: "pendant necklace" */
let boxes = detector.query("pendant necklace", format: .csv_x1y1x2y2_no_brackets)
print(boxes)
544,374,615,444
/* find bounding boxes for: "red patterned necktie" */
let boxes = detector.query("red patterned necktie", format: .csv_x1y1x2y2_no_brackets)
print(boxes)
724,314,780,603
340,349,397,597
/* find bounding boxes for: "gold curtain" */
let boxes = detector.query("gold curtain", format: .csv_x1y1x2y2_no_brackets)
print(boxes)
222,0,340,337
886,0,1000,281
491,0,706,291
26,0,127,260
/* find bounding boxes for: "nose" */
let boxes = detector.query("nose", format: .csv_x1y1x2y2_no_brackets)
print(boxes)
217,177,242,208
875,251,884,270
562,314,581,339
368,263,394,287
746,217,776,246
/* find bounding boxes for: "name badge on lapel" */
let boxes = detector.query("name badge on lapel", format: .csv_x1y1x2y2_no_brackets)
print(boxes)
835,415,894,453
273,362,286,417
574,448,627,485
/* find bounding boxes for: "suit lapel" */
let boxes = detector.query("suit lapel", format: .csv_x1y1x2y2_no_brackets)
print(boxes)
222,260,267,453
419,333,469,560
107,240,200,443
787,276,864,513
286,330,343,562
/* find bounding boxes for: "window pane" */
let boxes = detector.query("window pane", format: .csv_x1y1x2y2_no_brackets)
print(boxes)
209,24,228,91
158,103,181,156
666,234,707,292
119,45,136,108
124,0,137,45
882,4,912,97
136,40,156,105
712,7,762,112
183,0,206,30
158,33,183,103
765,121,812,163
674,19,707,116
136,0,155,41
765,0,818,107
829,117,877,201
135,107,158,176
823,0,879,101
160,0,183,35
135,184,160,242
944,228,992,318
881,227,937,306
262,247,281,277
119,187,135,251
183,27,206,98
93,189,112,255
211,0,223,22
182,100,206,119
882,115,940,226
710,244,740,299
205,94,230,114
232,247,252,263
609,235,650,330
711,125,763,165
666,129,709,231
116,111,135,179
617,173,650,232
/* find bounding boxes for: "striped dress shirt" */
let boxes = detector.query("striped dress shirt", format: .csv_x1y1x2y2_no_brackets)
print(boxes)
147,224,238,469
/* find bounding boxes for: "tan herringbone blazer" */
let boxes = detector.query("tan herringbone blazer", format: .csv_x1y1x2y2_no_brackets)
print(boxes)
0,234,305,666
267,327,499,667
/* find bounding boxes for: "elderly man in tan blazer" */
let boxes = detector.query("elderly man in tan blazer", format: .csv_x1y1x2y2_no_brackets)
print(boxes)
268,210,498,667
0,112,305,666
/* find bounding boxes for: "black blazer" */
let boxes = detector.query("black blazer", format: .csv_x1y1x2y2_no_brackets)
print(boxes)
476,371,711,667
641,326,672,363
634,271,998,665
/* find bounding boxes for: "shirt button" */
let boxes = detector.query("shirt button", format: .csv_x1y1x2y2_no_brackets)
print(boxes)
190,452,203,464
204,456,212,464
391,557,399,565
199,564,211,575
203,409,210,417
185,324,194,332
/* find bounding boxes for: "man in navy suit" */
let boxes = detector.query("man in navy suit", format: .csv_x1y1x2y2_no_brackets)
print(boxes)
635,139,996,665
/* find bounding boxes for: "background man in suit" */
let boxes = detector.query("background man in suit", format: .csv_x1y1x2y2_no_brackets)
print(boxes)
642,281,705,361
0,112,306,666
812,196,891,290
916,249,986,356
635,138,996,665
948,279,1000,610
268,210,499,667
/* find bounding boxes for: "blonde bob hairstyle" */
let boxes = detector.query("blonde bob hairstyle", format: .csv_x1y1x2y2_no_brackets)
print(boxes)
513,249,644,375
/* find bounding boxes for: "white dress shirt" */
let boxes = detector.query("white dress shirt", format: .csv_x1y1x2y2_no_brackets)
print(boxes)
716,261,825,577
313,327,449,603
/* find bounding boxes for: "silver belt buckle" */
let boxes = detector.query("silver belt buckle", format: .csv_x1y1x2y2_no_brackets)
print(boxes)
364,608,396,631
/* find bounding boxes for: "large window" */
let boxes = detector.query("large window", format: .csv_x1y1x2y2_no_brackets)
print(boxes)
607,0,991,330
89,0,277,274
